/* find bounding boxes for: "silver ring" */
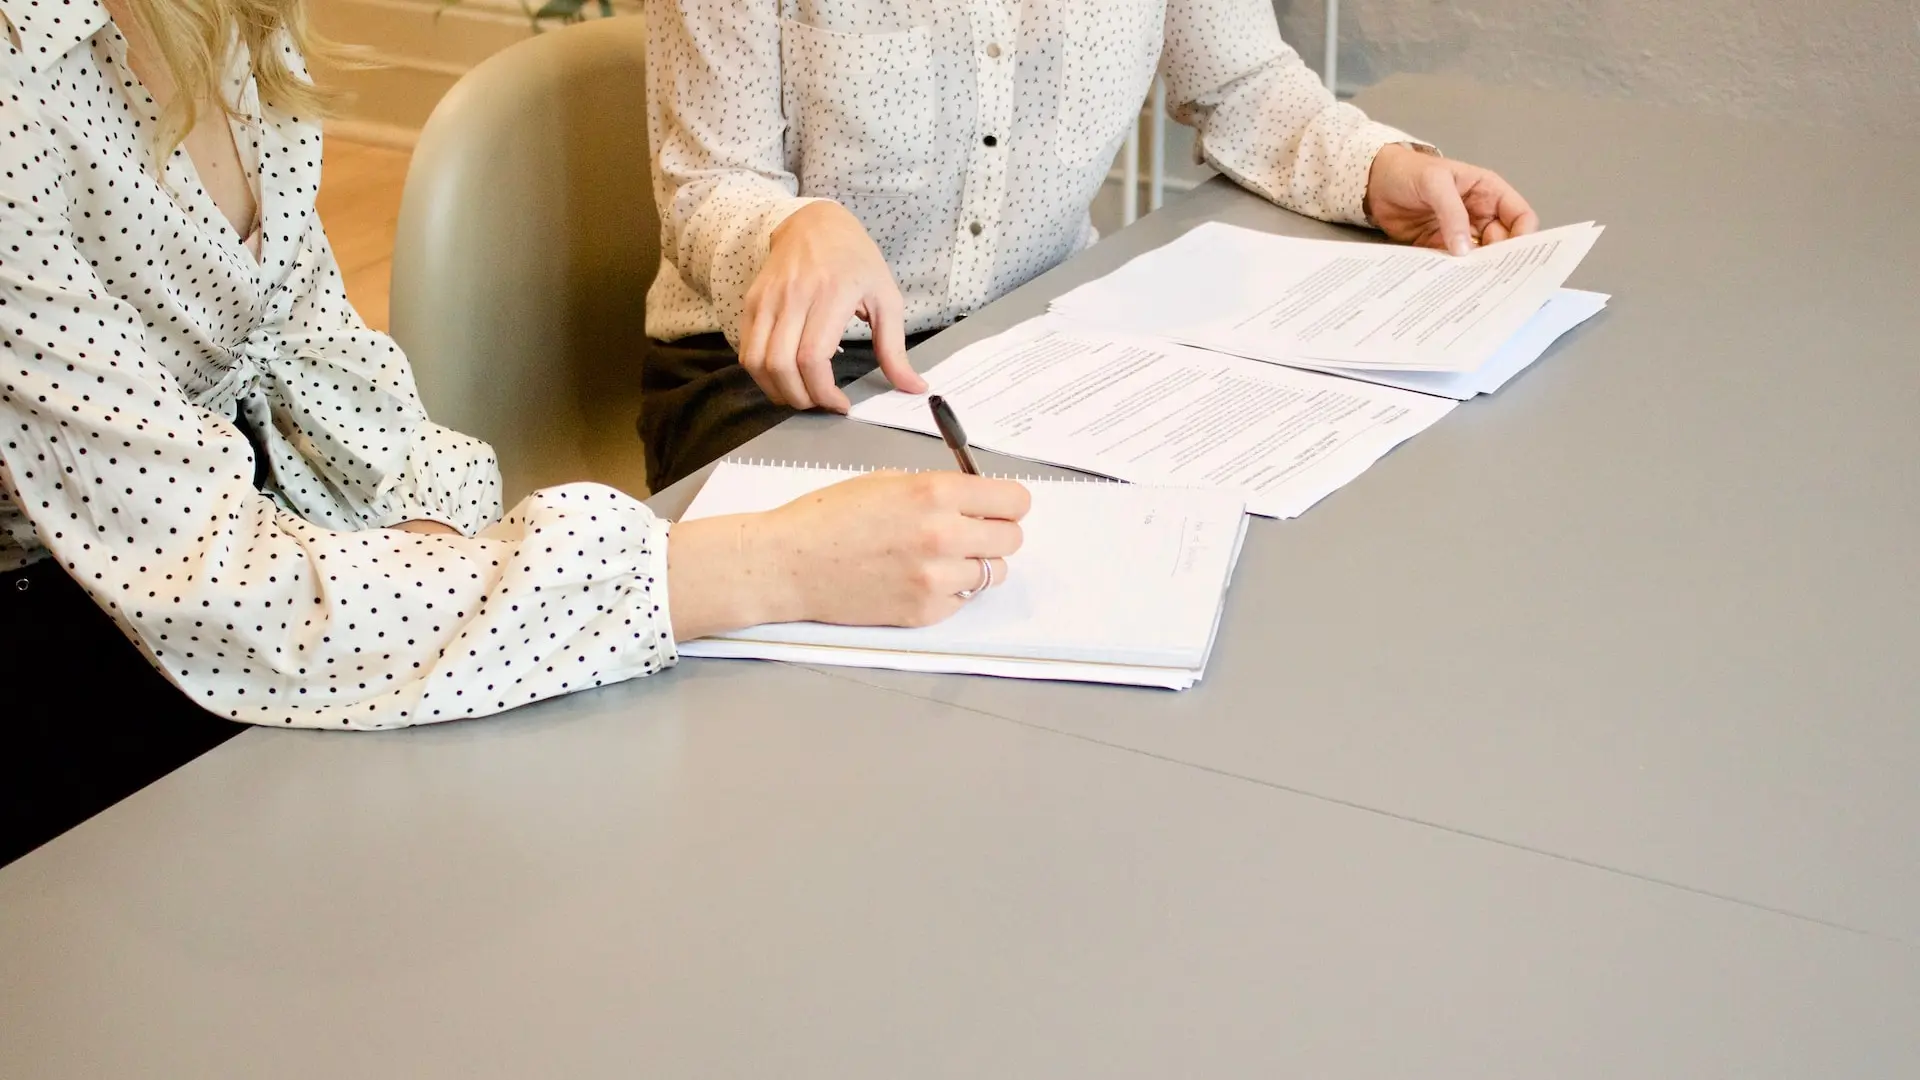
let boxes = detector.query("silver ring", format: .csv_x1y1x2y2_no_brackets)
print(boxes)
955,557,994,600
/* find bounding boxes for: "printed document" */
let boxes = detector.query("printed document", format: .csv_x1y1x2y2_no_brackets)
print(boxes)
1049,221,1604,372
848,316,1456,519
1289,288,1610,399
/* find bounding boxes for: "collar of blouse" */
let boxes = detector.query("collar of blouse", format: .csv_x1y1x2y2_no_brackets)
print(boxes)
1,0,110,75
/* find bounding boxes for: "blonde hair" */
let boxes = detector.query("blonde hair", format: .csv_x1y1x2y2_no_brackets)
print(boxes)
116,0,338,150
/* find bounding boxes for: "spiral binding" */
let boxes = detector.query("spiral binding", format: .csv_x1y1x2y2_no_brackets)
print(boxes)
722,457,1124,484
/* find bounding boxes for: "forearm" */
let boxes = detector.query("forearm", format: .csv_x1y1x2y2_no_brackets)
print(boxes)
1164,0,1425,225
36,483,674,729
646,0,821,340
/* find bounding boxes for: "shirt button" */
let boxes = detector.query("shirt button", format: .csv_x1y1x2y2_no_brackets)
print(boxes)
968,221,984,236
982,134,998,147
985,43,1003,58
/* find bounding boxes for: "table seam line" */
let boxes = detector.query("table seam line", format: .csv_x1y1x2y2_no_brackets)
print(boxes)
797,665,1912,948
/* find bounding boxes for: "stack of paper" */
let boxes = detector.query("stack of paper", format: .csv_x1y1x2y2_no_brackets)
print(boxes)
678,461,1250,689
1324,288,1609,399
851,219,1607,523
1048,221,1608,400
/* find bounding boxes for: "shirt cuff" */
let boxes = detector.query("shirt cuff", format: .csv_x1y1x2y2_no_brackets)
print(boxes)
1335,120,1438,229
576,501,678,675
642,513,680,668
717,196,838,349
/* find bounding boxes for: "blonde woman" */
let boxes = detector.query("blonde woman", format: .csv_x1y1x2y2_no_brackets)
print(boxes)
0,0,1027,865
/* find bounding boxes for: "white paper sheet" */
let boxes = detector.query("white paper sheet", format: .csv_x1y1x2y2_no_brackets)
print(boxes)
848,316,1456,519
1288,288,1611,399
1049,221,1604,373
680,637,1202,690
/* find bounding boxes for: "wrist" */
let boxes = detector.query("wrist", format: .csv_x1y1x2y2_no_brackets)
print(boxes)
769,199,844,251
734,510,808,626
1363,142,1439,227
664,513,805,640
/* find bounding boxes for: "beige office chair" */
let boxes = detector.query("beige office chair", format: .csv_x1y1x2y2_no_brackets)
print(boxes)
390,15,655,504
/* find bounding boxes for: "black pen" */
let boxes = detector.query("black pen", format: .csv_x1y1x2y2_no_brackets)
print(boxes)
927,395,980,475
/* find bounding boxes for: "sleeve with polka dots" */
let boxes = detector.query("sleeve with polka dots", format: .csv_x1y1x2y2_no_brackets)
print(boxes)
0,76,678,729
1160,0,1431,227
645,0,827,346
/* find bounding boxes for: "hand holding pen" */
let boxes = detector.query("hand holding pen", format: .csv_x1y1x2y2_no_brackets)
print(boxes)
926,394,1022,600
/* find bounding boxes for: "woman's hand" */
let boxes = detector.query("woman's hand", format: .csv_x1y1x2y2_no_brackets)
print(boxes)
666,471,1030,641
739,201,928,413
1365,143,1539,256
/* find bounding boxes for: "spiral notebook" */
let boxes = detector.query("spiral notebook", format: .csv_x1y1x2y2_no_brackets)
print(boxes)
676,461,1250,689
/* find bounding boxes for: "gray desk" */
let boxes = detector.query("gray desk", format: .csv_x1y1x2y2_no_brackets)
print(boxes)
656,76,1920,945
3,663,1915,1077
4,77,1916,1076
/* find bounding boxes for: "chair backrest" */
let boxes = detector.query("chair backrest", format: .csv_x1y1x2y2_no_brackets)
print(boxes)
390,15,655,503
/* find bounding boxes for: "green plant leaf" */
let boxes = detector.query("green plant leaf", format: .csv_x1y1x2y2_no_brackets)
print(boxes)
534,0,586,22
596,0,614,16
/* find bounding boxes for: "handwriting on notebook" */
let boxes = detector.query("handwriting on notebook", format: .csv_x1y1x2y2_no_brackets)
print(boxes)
677,462,1249,690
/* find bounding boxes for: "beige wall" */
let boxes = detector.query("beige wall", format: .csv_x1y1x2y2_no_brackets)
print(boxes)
1279,0,1920,136
311,0,554,143
1117,0,1920,231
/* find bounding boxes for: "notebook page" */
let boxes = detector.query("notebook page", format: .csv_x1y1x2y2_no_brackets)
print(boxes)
678,463,1247,671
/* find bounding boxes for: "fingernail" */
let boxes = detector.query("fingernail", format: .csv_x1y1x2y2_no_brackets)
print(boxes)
1448,236,1471,257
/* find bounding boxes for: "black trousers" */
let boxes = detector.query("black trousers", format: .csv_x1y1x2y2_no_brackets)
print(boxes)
638,331,939,492
0,560,243,867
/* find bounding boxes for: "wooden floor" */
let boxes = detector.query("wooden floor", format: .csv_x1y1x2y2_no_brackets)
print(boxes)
316,139,412,333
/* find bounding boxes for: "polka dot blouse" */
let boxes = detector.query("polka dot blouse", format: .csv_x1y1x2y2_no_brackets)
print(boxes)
645,0,1427,346
0,2,675,729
